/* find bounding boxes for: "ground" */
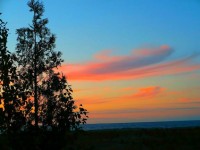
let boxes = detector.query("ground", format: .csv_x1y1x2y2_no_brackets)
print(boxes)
0,127,200,150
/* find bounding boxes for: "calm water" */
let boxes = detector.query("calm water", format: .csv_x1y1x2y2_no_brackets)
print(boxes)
82,120,200,130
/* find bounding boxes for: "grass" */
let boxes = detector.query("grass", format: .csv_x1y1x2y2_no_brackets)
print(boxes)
1,127,200,150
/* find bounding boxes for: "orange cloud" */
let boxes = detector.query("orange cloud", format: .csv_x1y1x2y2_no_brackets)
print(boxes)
132,86,165,98
86,103,200,123
75,85,165,106
58,45,200,81
121,87,135,92
178,98,200,103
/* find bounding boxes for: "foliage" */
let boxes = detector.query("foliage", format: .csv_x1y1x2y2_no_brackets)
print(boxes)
16,0,63,128
0,15,26,133
0,0,88,133
1,127,200,150
40,72,88,131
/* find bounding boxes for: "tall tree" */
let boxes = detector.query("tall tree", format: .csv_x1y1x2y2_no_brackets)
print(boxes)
0,0,88,132
15,0,88,130
16,0,63,128
0,15,25,133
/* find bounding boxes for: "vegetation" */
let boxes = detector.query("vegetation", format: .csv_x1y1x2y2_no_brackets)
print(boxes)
0,0,88,134
0,127,200,149
0,12,24,133
73,127,200,150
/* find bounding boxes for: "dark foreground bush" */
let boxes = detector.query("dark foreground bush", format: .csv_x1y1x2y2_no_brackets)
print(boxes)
1,127,200,150
0,129,81,150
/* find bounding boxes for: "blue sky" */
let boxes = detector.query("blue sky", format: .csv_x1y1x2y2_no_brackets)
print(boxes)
1,0,200,123
2,0,200,62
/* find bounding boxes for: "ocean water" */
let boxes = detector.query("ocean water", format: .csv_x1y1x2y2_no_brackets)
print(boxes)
82,120,200,130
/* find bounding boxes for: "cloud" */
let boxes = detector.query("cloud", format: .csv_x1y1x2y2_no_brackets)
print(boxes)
178,98,200,103
92,46,173,74
92,106,200,115
132,86,164,98
59,45,200,81
75,86,165,105
121,87,135,92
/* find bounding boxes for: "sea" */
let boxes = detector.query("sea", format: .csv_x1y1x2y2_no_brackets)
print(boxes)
82,120,200,131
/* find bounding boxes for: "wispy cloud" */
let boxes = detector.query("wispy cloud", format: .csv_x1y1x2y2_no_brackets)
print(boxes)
76,85,165,105
92,106,200,115
132,86,165,98
59,45,200,81
121,87,135,92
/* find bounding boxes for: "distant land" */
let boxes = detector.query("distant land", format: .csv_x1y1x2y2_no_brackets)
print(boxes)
83,120,200,130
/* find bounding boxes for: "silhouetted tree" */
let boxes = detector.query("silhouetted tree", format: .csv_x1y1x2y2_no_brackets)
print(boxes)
15,0,88,131
40,71,88,131
0,15,25,133
0,0,88,133
16,0,63,128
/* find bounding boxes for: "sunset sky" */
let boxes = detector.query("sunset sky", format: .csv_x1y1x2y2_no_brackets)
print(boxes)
1,0,200,124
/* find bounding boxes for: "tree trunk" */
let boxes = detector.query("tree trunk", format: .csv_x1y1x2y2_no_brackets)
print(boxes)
34,11,38,128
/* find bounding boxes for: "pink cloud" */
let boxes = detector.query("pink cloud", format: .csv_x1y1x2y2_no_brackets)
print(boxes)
58,45,200,81
132,86,165,98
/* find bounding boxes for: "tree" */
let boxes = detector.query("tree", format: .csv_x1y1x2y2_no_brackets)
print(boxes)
0,15,25,133
0,0,88,133
40,72,88,131
16,0,63,128
15,0,88,130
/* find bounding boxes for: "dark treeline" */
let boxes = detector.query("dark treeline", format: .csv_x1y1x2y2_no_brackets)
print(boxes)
0,0,88,136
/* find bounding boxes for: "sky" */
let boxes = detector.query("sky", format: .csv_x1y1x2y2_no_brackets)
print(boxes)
1,0,200,124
